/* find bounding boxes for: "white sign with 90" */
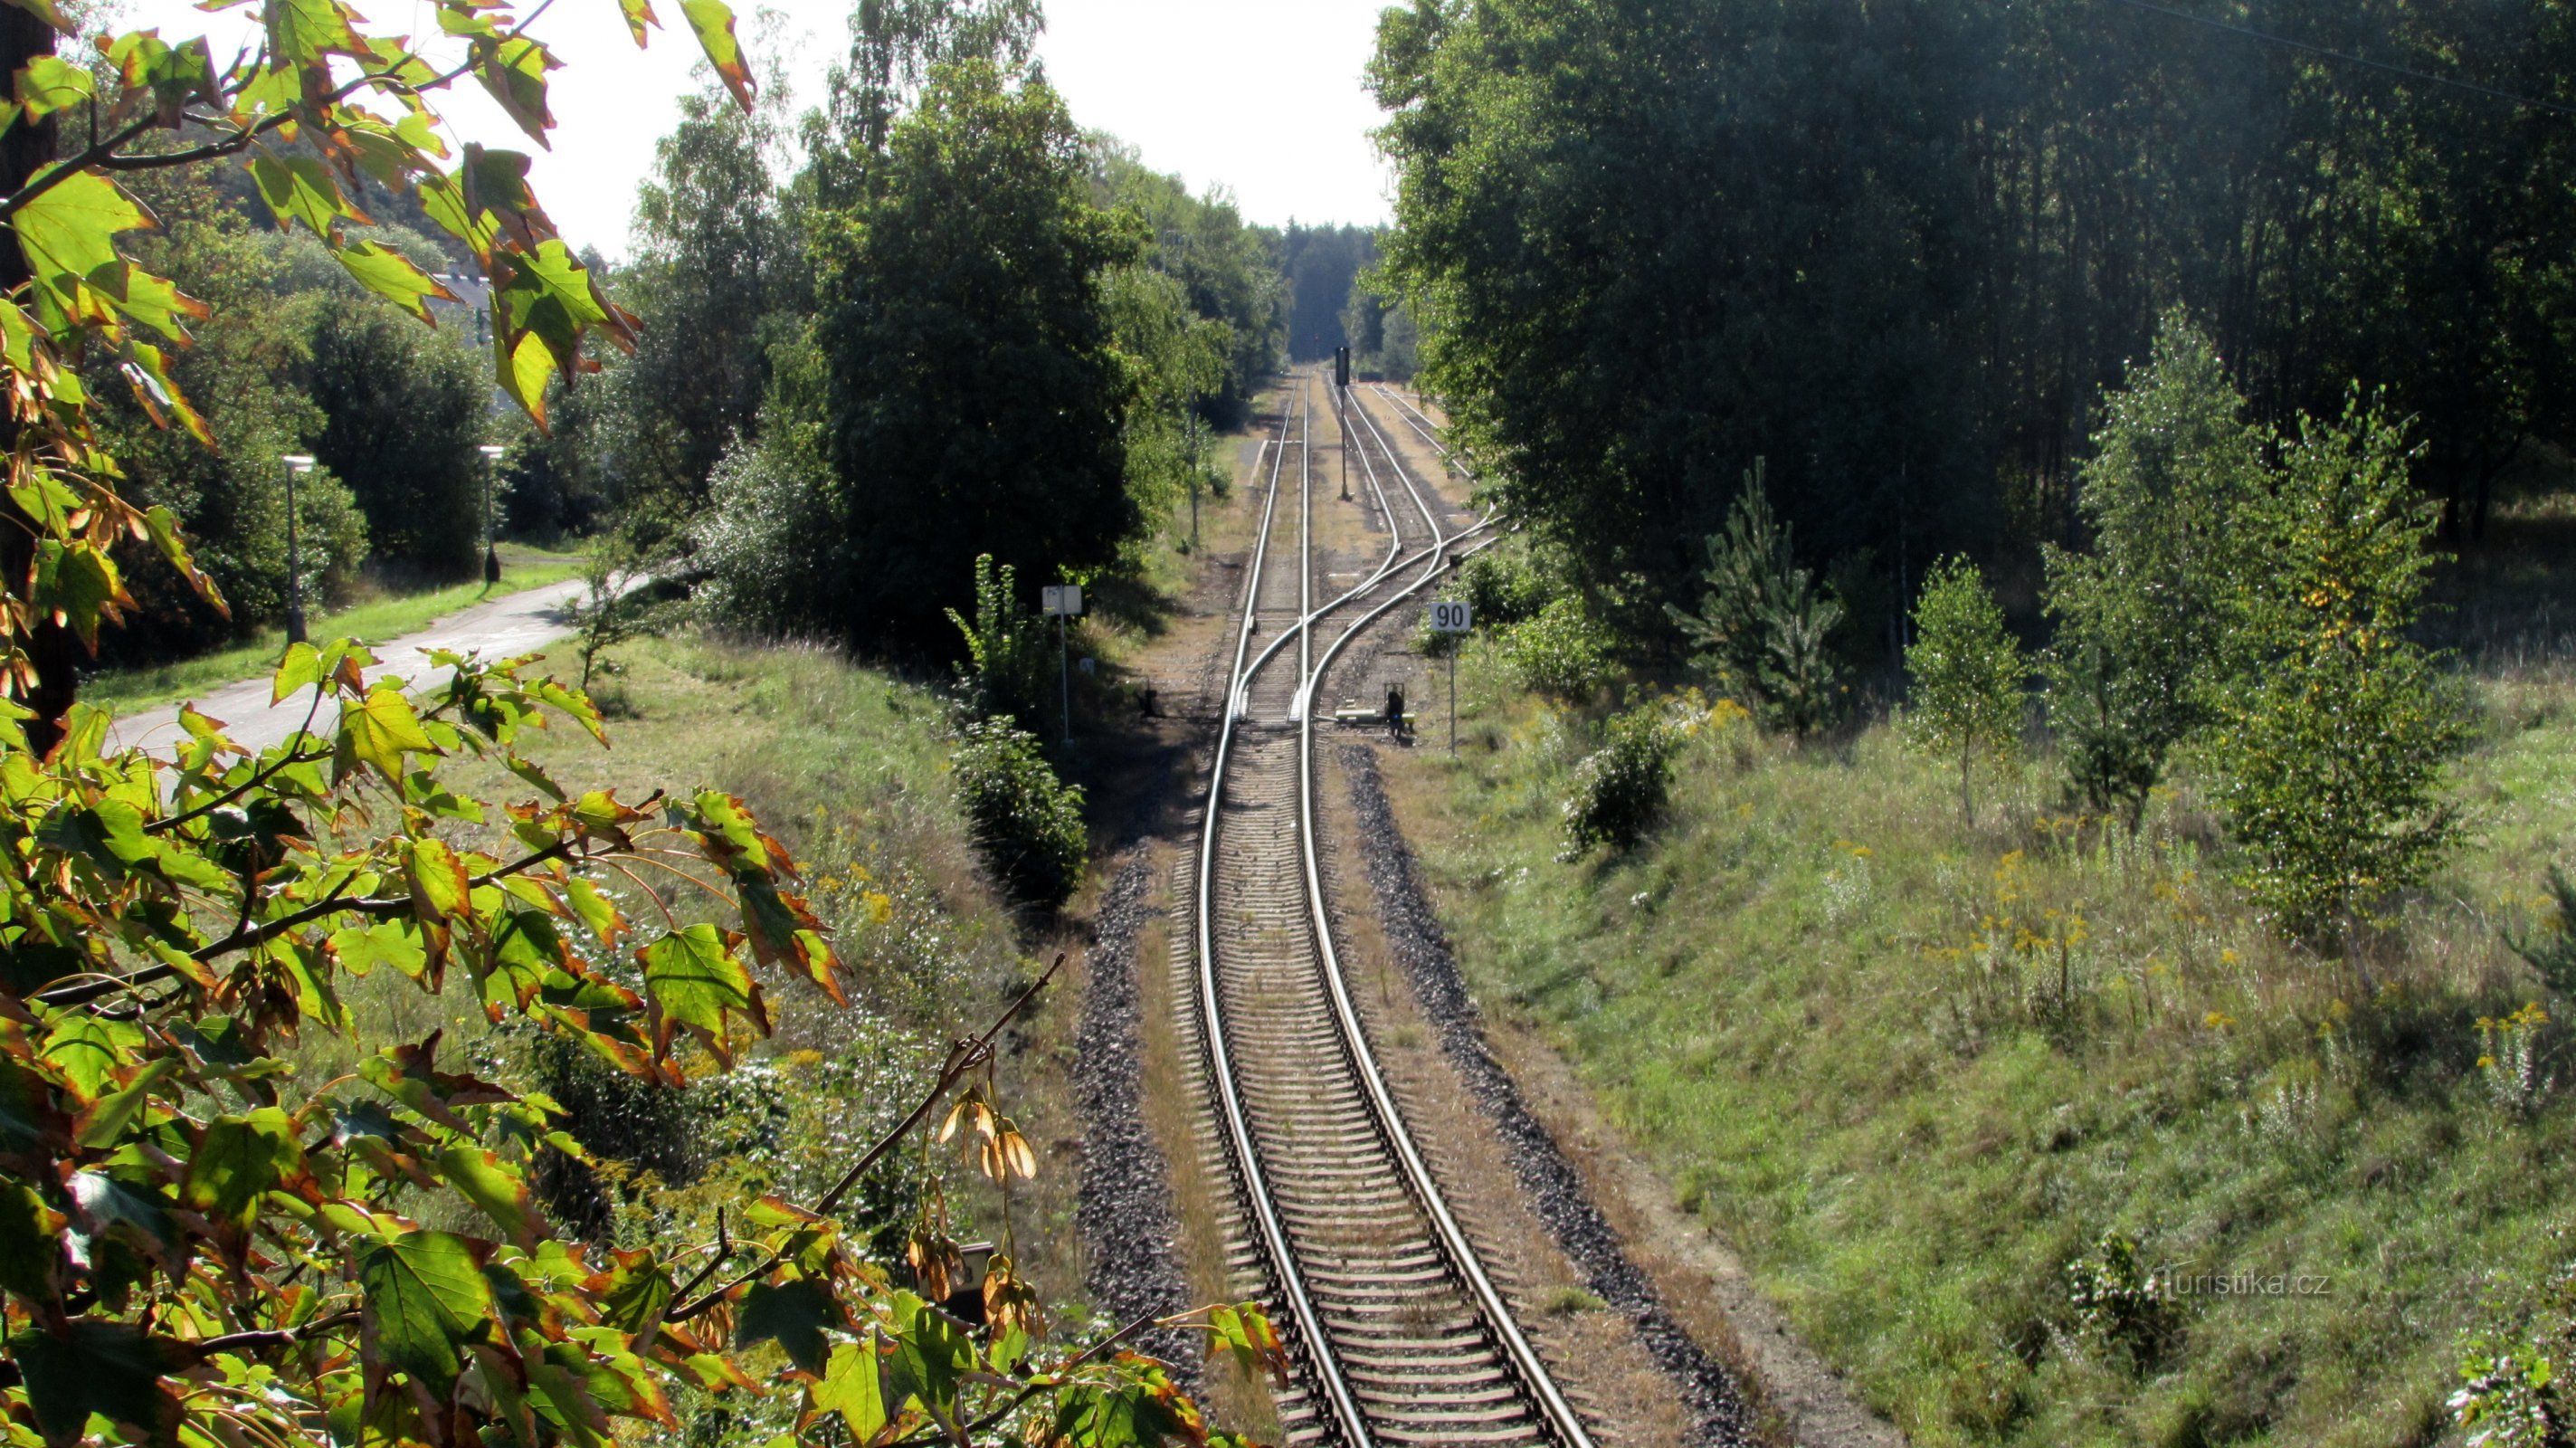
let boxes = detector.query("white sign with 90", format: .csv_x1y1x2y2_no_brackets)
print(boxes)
1430,599,1473,634
1041,585,1084,617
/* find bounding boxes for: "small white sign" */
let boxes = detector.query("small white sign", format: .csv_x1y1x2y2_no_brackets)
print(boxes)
1041,584,1083,617
1430,599,1472,634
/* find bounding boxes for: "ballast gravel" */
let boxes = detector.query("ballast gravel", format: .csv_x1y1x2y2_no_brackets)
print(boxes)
1342,746,1756,1448
1072,855,1201,1382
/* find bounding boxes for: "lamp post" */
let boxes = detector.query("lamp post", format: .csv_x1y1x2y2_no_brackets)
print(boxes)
479,444,506,585
280,454,315,645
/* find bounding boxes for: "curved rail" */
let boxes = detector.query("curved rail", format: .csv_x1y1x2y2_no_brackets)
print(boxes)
1193,373,1589,1447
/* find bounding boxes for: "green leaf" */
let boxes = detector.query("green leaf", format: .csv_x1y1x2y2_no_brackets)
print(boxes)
883,1291,970,1420
271,640,319,703
8,1321,195,1448
733,1276,838,1375
1,0,72,33
40,1012,133,1103
34,797,153,880
249,152,362,240
72,1055,178,1149
356,1231,496,1394
614,0,657,45
404,838,471,927
0,1181,65,1300
33,539,126,652
181,1107,301,1228
435,1143,537,1246
336,685,437,785
813,1337,888,1439
639,923,765,1061
491,239,609,359
332,919,429,979
496,328,556,424
335,240,457,321
474,34,559,147
13,169,148,310
264,0,363,70
13,54,91,119
677,0,753,110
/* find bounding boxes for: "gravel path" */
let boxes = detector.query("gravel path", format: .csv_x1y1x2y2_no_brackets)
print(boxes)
1343,745,1757,1448
1073,854,1200,1381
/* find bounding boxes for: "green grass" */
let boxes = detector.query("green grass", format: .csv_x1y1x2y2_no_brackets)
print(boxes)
82,545,585,715
1389,634,2576,1446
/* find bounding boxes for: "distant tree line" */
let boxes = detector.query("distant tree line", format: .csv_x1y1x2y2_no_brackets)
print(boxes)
1371,0,2576,635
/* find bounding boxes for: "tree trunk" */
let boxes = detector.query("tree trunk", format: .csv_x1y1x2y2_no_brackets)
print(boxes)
1960,744,1972,829
0,5,77,759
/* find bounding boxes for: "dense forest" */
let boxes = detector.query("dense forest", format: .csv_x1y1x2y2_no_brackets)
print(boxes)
1370,0,2576,634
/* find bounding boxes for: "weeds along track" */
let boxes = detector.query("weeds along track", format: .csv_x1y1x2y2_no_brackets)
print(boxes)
1192,373,1591,1446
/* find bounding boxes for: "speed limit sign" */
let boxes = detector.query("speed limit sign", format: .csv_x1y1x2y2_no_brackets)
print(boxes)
1431,599,1472,634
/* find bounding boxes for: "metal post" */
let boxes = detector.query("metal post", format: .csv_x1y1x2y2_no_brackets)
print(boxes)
281,454,314,645
479,443,505,586
1059,612,1071,747
1450,647,1458,755
1338,386,1350,501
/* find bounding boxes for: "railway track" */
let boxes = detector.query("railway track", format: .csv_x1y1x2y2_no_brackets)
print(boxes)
1190,373,1594,1447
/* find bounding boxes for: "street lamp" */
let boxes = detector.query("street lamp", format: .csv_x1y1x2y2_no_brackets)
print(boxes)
478,444,506,585
280,454,316,645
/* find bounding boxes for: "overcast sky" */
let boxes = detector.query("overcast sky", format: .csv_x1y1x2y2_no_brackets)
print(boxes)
129,0,1399,257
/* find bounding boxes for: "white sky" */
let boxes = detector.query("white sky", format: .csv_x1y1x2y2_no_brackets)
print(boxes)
126,0,1399,256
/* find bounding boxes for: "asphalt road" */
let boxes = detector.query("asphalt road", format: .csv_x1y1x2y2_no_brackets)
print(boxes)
104,576,593,758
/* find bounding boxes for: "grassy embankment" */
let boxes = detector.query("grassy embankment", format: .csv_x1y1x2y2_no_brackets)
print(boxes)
302,631,1107,1443
1383,510,2576,1447
84,544,585,715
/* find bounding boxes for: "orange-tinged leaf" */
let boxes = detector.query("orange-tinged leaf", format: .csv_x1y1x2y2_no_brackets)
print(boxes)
677,0,753,111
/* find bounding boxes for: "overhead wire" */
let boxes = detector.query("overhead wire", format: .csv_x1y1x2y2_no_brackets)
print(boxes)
2100,0,2576,119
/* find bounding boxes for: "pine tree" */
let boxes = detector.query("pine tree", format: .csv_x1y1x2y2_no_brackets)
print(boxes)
1667,461,1847,738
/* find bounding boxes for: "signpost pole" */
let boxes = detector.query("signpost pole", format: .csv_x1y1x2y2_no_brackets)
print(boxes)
1429,598,1472,755
1044,584,1083,747
1450,647,1458,755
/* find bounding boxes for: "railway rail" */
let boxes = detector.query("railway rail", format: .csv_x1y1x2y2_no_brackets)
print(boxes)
1189,372,1594,1447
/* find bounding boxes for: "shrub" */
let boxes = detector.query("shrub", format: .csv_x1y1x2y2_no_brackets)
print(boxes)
1563,705,1682,857
1506,594,1618,700
2453,1240,2576,1447
2065,1231,2182,1372
1459,543,1553,627
694,433,841,637
1667,461,1847,737
946,554,1051,723
952,716,1088,910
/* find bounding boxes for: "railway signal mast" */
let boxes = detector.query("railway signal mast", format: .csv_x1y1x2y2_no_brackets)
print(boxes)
1335,345,1352,500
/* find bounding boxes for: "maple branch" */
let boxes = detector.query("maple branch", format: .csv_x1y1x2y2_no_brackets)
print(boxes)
30,840,577,1008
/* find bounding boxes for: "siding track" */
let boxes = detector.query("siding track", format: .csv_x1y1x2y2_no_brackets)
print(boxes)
1191,374,1593,1447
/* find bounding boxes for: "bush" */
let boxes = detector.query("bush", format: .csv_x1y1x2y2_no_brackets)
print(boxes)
695,433,841,637
952,716,1088,910
1905,555,2027,824
2453,1239,2576,1447
1562,704,1681,857
2065,1231,2182,1372
946,554,1051,723
1459,544,1553,627
1506,594,1618,700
